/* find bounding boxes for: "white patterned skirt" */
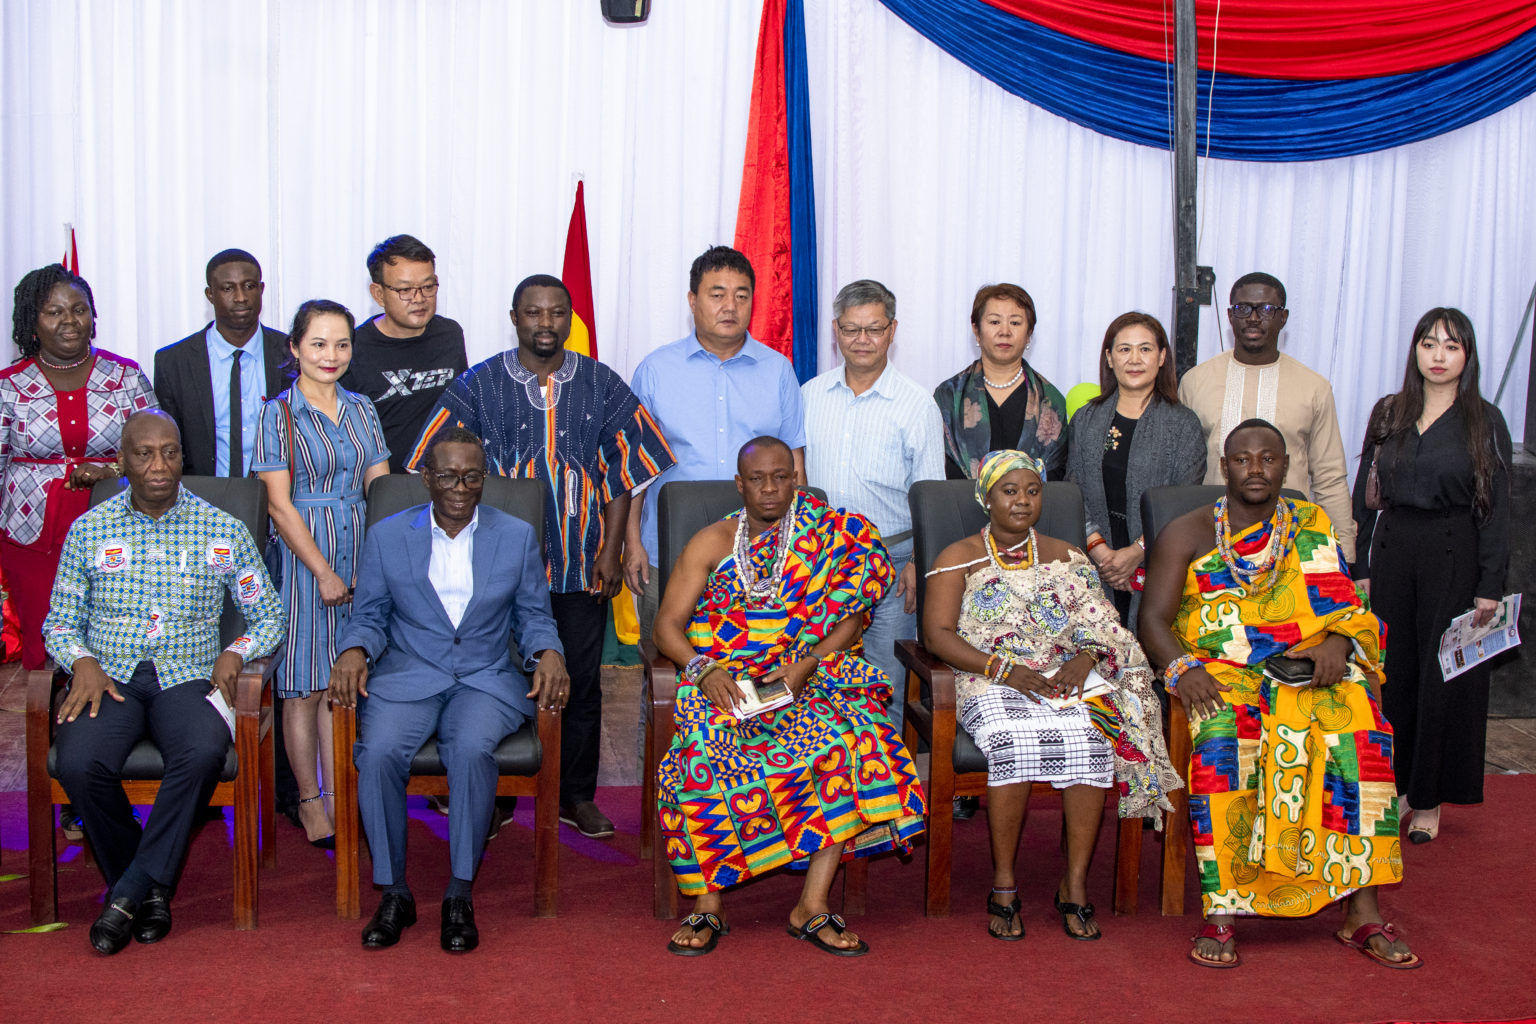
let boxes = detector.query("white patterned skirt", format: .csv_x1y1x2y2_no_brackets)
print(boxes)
958,685,1114,789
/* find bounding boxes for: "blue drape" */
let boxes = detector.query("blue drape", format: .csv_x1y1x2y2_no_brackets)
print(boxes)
879,0,1536,162
786,0,819,382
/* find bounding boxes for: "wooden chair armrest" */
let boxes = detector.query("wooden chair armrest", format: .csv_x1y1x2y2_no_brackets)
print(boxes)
535,701,561,763
25,660,59,720
332,699,359,754
641,639,679,709
895,639,957,713
233,656,275,716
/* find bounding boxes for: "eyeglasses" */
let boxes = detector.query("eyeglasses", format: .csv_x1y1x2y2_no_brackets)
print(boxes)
1228,303,1284,321
835,320,892,340
383,281,440,301
430,470,486,489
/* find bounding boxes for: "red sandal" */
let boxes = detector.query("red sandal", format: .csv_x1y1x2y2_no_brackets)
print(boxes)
1188,921,1240,968
1335,921,1424,970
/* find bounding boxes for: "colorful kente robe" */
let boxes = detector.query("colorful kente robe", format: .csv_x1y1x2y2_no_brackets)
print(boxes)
658,494,928,896
1176,500,1401,917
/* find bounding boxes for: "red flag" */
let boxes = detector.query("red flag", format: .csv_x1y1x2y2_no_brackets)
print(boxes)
562,182,596,359
733,0,793,360
62,225,79,274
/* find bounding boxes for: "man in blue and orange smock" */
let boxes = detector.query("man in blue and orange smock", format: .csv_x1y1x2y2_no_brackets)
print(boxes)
653,437,926,958
408,274,674,840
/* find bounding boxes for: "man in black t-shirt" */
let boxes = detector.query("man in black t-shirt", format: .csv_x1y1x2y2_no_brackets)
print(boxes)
341,235,469,472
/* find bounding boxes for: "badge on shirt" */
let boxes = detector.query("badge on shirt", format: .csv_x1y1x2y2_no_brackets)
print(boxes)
147,603,165,641
237,571,263,606
96,543,131,572
207,542,235,571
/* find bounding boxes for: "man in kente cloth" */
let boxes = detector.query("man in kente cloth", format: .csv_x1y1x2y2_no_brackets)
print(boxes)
655,436,926,957
1139,418,1421,970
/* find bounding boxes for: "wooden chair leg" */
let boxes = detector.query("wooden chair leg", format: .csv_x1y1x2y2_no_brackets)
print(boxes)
638,709,655,860
333,706,361,919
1161,702,1192,916
25,669,59,926
532,706,561,918
259,705,276,870
234,773,259,930
925,760,955,917
1112,808,1141,915
653,833,679,920
842,856,868,917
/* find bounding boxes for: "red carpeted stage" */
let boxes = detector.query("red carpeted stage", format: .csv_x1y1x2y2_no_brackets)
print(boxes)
2,777,1534,1024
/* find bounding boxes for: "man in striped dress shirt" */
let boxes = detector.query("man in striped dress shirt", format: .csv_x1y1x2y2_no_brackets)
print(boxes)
408,274,675,839
801,280,944,733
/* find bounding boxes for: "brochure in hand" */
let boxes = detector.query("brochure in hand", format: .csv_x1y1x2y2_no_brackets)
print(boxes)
1038,665,1114,710
730,673,796,721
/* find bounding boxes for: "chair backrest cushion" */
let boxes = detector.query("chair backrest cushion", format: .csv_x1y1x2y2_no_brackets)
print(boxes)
90,475,270,647
655,481,827,595
908,479,1086,634
365,474,545,548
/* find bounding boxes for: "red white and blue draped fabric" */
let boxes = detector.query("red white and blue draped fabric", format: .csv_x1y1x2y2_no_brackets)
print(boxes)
878,0,1536,160
734,0,818,383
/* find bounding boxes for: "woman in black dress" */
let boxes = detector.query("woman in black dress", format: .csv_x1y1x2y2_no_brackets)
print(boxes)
1066,313,1205,627
1352,307,1511,844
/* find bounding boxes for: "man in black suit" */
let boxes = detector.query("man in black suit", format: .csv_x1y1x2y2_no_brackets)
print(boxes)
154,249,289,477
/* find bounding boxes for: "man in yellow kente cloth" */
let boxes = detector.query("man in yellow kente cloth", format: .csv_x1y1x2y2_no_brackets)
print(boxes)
1140,418,1421,970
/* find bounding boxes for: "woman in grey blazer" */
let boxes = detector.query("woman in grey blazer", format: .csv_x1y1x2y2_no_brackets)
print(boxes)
1066,313,1205,627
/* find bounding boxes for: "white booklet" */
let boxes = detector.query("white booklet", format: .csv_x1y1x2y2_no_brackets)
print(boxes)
1038,665,1114,710
730,674,796,721
1438,593,1523,681
207,686,236,739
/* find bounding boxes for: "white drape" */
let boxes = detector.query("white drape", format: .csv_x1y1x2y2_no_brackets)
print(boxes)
3,0,1533,475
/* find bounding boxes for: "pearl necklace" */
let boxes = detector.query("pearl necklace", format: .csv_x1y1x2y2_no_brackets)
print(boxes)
984,524,1036,571
35,347,94,371
982,363,1024,389
1212,497,1298,591
734,493,799,607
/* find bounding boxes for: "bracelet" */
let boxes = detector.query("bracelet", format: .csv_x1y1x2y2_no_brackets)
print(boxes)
1086,537,1108,554
983,654,999,678
683,655,716,685
1135,536,1145,551
1163,653,1204,693
991,651,1014,686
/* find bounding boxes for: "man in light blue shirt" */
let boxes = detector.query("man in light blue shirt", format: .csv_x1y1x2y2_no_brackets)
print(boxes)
802,280,943,732
625,246,806,642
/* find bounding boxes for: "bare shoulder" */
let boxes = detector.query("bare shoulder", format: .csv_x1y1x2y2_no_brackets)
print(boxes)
1158,504,1216,559
931,533,985,573
680,518,736,567
1033,532,1078,565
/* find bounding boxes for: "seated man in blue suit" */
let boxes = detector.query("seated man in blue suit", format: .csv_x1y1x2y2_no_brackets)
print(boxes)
330,426,568,954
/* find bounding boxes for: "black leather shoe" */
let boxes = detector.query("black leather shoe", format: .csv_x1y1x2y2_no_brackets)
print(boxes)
440,897,478,953
953,796,980,820
89,898,138,956
361,893,417,949
132,887,173,944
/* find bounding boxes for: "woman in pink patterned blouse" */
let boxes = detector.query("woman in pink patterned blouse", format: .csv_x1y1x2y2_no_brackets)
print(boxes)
2,265,156,669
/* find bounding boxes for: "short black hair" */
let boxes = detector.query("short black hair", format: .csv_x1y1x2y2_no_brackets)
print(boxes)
511,274,570,311
423,426,487,473
12,264,96,361
1224,417,1286,454
367,235,436,284
689,246,755,295
205,249,261,286
1229,272,1286,307
736,435,791,474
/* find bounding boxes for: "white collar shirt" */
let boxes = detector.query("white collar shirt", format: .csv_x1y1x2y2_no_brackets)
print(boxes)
428,507,479,629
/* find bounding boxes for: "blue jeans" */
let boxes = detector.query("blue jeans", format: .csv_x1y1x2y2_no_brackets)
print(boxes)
863,537,914,735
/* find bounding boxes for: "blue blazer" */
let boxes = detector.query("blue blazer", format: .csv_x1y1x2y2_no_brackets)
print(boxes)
337,503,563,716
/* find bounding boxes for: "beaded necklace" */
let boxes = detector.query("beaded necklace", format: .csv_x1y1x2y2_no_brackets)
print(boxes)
733,493,798,607
1212,496,1299,591
983,524,1036,571
983,363,1024,389
36,346,94,371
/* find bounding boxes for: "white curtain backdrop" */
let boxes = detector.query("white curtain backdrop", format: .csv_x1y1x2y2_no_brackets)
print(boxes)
4,0,1534,480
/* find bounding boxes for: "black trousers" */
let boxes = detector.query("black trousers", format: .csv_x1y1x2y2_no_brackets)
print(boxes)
54,661,229,892
1370,506,1490,808
549,591,606,804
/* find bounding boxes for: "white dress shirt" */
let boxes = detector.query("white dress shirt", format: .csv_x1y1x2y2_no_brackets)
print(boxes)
428,507,479,629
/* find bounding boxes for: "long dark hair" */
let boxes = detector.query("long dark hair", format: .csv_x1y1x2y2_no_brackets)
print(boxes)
1374,307,1501,517
1091,311,1179,406
282,299,356,381
11,264,97,361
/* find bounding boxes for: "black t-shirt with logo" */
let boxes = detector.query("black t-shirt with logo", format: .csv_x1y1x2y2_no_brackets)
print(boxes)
341,314,469,472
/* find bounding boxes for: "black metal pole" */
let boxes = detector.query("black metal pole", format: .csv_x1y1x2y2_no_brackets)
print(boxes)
1173,0,1199,378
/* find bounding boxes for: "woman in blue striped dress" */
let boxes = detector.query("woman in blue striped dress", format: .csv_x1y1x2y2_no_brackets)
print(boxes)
254,300,390,847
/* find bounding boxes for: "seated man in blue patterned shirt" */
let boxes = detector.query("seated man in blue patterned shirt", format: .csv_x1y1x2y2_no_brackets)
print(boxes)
43,410,285,956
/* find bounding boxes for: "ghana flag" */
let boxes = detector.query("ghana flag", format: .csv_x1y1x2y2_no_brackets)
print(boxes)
562,181,596,359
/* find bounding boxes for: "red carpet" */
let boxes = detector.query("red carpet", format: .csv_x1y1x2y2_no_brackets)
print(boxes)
3,776,1535,1024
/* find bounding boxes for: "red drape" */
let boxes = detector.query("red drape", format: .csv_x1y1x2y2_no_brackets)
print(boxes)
733,0,794,359
984,0,1536,80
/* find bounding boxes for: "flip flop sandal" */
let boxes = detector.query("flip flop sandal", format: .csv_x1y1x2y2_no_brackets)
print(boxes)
1335,921,1424,970
786,912,869,957
1188,922,1240,968
1053,892,1102,941
666,913,729,957
987,891,1025,942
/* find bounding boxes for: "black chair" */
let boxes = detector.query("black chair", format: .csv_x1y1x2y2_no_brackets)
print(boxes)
638,480,828,919
331,474,561,918
894,479,1147,917
26,476,278,930
1139,483,1307,915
